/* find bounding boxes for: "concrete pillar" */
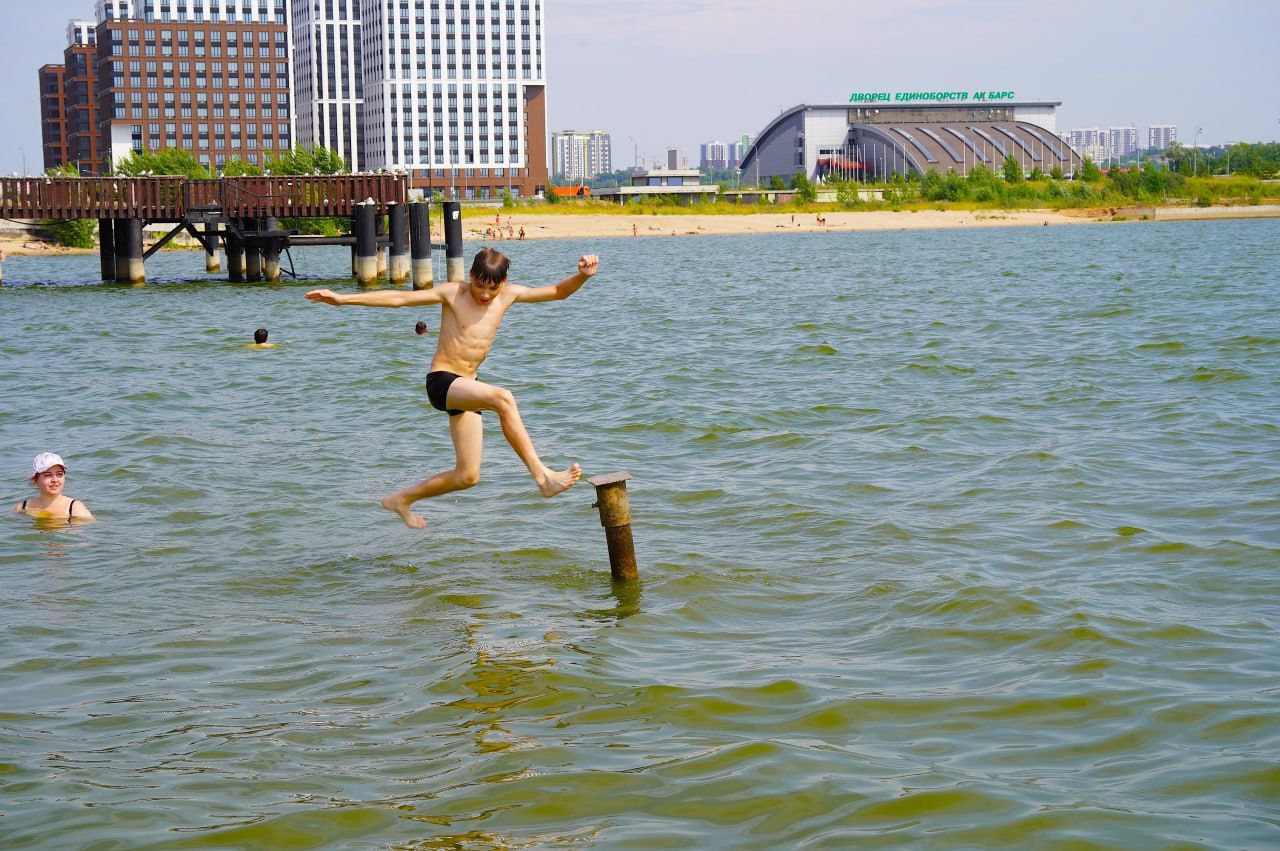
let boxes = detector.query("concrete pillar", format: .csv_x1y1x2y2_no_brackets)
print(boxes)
114,218,144,284
354,202,379,286
261,217,281,282
225,230,245,282
204,222,221,272
409,201,433,289
388,202,410,285
98,218,115,281
243,218,262,281
375,212,388,277
444,200,464,283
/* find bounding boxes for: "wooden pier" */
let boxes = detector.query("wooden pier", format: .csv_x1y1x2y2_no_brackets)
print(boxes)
0,175,457,287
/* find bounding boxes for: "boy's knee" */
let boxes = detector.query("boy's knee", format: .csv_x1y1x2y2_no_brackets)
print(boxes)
455,468,480,488
492,387,516,411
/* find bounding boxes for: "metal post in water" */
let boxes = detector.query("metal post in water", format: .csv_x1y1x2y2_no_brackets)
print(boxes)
388,202,410,285
117,218,145,284
204,222,221,272
225,229,245,282
409,200,433,289
354,201,378,286
588,472,639,583
261,216,281,282
443,200,464,282
375,211,388,277
98,218,115,281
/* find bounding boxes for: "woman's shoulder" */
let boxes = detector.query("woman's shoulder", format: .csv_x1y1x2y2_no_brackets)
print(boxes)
69,498,93,520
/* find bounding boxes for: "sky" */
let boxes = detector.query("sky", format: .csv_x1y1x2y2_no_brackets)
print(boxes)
2,0,1278,174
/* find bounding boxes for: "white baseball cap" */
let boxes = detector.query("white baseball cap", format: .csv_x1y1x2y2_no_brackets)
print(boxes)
32,452,67,475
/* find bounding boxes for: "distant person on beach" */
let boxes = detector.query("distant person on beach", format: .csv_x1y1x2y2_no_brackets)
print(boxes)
518,227,526,240
13,453,93,522
250,328,277,348
415,320,430,335
305,248,600,529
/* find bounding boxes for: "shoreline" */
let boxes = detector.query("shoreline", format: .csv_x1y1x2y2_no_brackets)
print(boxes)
3,204,1278,257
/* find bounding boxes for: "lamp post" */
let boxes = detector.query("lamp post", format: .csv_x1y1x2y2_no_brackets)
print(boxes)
627,135,637,170
1193,127,1202,177
19,145,26,175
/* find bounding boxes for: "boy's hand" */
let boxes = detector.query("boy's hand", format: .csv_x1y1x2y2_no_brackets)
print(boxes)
577,254,599,278
305,289,341,305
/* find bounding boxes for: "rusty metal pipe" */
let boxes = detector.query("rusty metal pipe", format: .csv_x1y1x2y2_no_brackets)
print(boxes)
588,472,638,583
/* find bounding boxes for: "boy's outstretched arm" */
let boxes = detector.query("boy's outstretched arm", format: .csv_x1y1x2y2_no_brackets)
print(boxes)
513,254,599,303
305,284,450,308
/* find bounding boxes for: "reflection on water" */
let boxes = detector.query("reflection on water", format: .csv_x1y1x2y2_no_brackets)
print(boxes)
1,221,1278,848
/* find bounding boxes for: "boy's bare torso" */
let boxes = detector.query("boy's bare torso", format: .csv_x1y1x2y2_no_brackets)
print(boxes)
430,282,521,377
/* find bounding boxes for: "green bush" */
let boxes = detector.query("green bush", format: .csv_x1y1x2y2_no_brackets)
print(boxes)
43,218,97,248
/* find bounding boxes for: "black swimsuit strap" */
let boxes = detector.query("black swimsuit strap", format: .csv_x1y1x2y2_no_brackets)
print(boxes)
68,499,77,519
21,500,27,510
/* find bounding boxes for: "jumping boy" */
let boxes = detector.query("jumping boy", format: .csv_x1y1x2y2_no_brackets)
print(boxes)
305,248,599,529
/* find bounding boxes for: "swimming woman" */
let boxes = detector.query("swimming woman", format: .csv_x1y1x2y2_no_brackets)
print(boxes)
13,452,94,522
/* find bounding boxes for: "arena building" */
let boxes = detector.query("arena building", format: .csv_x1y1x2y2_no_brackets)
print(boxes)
738,93,1082,185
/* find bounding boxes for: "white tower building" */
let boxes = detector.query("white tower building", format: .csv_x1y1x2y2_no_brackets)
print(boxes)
292,0,362,169
359,0,548,198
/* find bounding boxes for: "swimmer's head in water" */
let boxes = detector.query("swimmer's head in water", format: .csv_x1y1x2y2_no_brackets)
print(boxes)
415,321,428,335
254,328,268,344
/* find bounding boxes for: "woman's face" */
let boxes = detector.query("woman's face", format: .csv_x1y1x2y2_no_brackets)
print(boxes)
34,466,66,497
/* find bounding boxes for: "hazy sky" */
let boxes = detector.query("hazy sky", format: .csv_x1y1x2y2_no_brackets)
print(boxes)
3,0,1277,174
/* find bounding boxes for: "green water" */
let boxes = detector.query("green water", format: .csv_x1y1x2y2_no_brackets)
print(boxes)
2,220,1278,848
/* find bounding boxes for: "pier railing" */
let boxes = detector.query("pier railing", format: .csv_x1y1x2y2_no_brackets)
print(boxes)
0,174,408,220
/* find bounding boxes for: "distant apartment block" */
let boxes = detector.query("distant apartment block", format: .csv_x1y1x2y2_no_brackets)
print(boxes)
666,147,685,170
292,0,362,170
1108,125,1139,159
38,21,100,174
359,0,548,199
1148,123,1177,151
700,140,728,169
1066,127,1107,163
551,130,611,183
91,0,292,173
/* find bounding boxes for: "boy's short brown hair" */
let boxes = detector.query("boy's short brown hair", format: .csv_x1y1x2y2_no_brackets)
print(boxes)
470,247,510,284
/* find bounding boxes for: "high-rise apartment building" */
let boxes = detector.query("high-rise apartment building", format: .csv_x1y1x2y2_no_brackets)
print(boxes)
700,140,728,170
1066,127,1107,164
39,21,100,174
38,64,68,172
1108,124,1138,159
359,0,547,199
666,147,685,170
292,0,362,170
551,130,611,183
93,0,293,173
1148,123,1177,151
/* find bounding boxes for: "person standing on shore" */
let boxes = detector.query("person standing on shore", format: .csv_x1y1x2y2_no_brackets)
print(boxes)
13,453,93,522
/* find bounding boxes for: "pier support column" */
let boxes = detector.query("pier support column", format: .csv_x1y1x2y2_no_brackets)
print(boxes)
388,202,410,285
261,217,281,282
98,218,116,281
226,230,245,282
588,472,639,583
444,200,464,283
114,218,144,284
204,223,221,272
243,218,262,281
375,212,388,277
354,202,379,286
409,201,433,289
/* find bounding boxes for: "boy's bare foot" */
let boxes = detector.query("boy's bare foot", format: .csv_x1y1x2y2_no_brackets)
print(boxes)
536,463,581,498
380,493,426,529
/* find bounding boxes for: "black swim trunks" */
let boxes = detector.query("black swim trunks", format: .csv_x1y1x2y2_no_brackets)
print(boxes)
425,370,465,416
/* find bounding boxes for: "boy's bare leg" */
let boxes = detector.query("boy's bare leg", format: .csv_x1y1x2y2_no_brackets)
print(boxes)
443,377,580,497
380,410,484,528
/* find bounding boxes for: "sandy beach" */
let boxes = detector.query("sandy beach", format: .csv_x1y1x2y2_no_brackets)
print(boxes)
2,204,1277,258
